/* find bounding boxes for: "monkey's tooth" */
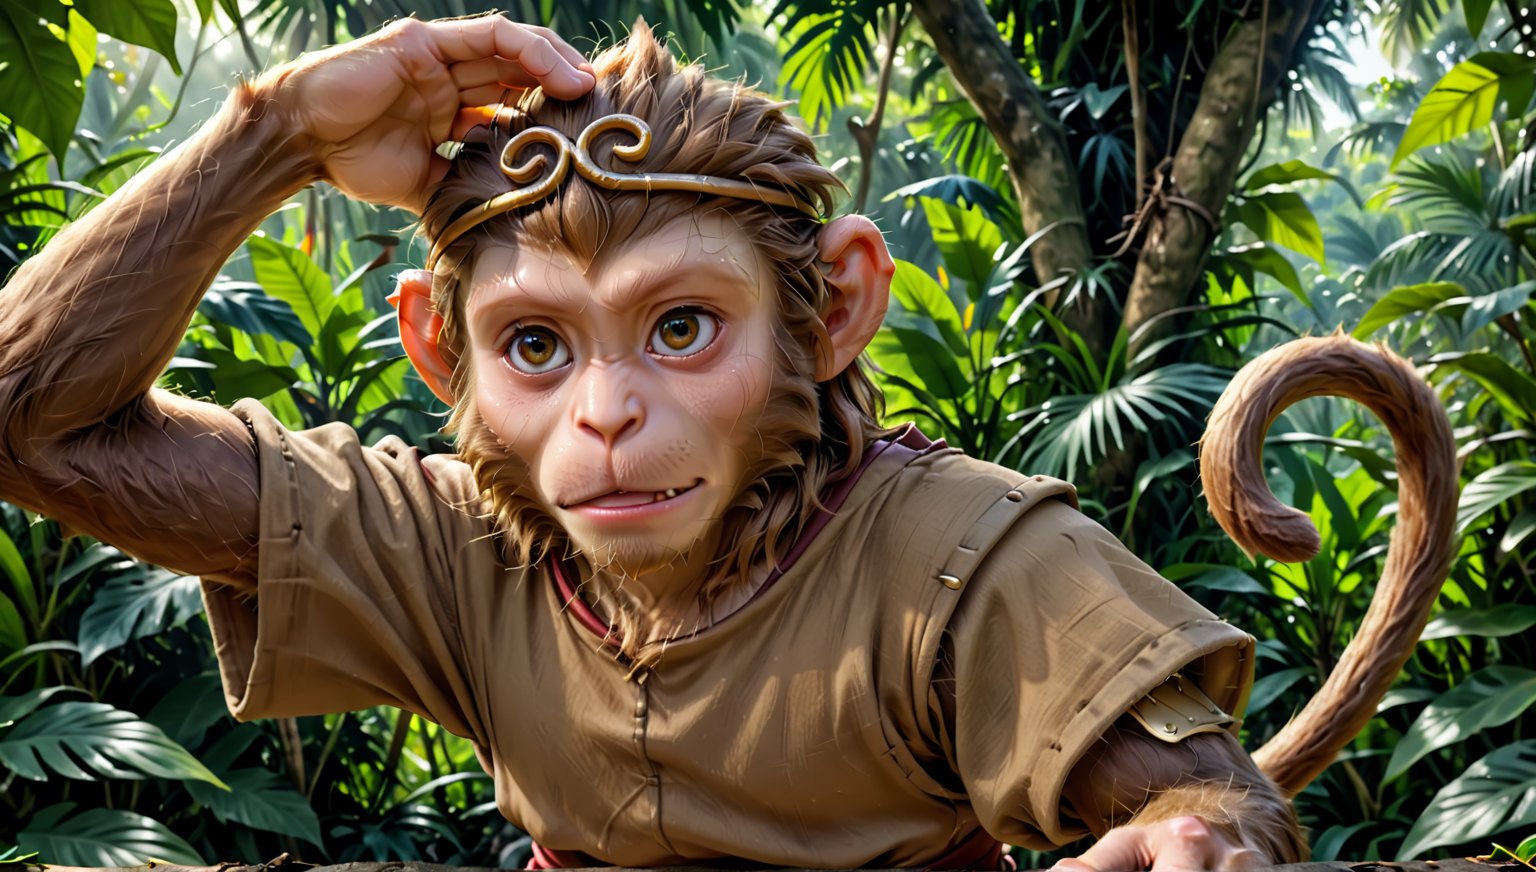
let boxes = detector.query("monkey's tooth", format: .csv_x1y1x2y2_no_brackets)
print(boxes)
665,488,679,498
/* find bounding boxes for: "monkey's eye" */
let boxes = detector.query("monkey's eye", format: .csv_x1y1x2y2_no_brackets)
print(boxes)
650,309,718,357
505,326,570,374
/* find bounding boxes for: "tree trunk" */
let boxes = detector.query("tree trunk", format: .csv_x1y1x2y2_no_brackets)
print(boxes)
908,0,1106,354
1124,3,1320,360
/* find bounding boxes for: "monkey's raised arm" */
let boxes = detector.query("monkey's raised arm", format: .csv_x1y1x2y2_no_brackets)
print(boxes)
0,82,321,585
1200,333,1460,795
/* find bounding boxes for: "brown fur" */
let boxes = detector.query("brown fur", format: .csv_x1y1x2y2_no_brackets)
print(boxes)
1200,332,1460,795
1064,717,1307,863
417,27,891,662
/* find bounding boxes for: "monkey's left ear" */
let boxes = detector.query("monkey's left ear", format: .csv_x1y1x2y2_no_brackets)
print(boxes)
387,269,456,405
815,215,895,381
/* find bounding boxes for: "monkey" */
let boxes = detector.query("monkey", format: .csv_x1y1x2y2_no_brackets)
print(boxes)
0,14,1456,871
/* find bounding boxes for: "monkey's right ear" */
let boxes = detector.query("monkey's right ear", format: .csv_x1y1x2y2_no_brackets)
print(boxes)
387,269,455,405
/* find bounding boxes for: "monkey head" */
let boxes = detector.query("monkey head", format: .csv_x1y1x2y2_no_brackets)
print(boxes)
391,26,895,637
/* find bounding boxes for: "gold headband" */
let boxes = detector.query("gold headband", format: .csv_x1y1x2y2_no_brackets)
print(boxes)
426,113,822,269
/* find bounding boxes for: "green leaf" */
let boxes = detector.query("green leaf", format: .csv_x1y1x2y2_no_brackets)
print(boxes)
887,260,968,355
1464,0,1493,37
1245,159,1358,205
145,672,227,749
72,0,181,75
1518,833,1536,862
1248,666,1309,715
0,528,31,622
1234,191,1325,262
1421,606,1536,641
201,281,313,347
1457,461,1536,535
0,0,84,160
0,591,23,654
880,326,969,400
0,701,225,786
1462,279,1536,335
1217,242,1305,303
920,197,1004,291
1436,352,1536,427
18,804,203,866
1400,740,1536,858
247,235,336,339
1386,667,1536,780
187,767,324,848
1393,52,1536,169
1352,282,1467,338
76,565,201,665
64,10,96,78
0,687,79,727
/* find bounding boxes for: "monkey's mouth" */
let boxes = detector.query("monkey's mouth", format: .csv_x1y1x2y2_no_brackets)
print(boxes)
565,480,703,510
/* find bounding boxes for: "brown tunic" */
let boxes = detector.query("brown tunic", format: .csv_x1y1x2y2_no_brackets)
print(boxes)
203,399,1254,867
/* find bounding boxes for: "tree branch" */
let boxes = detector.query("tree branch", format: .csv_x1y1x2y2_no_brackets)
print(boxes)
908,0,1105,352
1123,3,1320,360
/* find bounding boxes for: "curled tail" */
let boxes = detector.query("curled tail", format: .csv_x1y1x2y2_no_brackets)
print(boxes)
1199,333,1459,797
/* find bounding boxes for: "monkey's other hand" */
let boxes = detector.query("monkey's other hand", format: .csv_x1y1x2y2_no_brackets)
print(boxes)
263,15,594,212
1051,816,1270,872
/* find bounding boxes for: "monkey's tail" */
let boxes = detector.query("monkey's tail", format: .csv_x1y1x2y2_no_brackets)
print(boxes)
1199,333,1459,797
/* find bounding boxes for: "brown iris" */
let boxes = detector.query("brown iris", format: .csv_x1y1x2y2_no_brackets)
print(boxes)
658,314,700,351
507,326,568,374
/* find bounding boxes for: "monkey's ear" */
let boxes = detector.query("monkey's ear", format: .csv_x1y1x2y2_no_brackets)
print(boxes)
815,215,894,381
387,269,455,405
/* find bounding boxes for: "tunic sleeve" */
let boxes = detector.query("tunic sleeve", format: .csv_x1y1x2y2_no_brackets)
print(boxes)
199,398,487,742
944,499,1254,849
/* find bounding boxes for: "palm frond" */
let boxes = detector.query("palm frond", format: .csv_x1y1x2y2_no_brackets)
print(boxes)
1010,364,1231,481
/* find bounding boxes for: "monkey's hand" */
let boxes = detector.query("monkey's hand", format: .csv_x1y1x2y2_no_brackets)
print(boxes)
1055,718,1306,872
265,15,594,212
1053,813,1268,872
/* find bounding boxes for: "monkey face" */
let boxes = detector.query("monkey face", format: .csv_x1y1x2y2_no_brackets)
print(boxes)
461,212,779,579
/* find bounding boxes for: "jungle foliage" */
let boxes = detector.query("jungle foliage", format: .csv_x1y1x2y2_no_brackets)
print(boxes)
0,0,1535,865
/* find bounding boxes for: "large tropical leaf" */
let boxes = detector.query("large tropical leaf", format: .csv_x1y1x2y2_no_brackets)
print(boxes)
76,562,201,665
0,686,80,727
1456,461,1536,535
1436,352,1536,428
1421,606,1536,641
1385,667,1536,780
1400,741,1536,858
1233,191,1325,262
71,0,181,74
0,0,86,159
200,279,314,347
246,234,337,339
773,0,882,130
1352,282,1466,338
920,197,1004,291
0,701,224,786
1013,364,1231,481
17,804,203,866
187,767,324,848
1392,52,1536,169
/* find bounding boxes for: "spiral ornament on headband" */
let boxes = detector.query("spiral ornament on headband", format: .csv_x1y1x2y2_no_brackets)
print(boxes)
426,114,823,269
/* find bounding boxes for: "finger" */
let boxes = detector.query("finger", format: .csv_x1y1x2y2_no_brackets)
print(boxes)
518,24,592,75
427,16,593,99
1148,819,1219,872
415,65,464,147
1051,859,1100,872
459,84,521,108
1148,836,1211,872
1217,848,1267,872
450,56,538,91
1071,828,1149,872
